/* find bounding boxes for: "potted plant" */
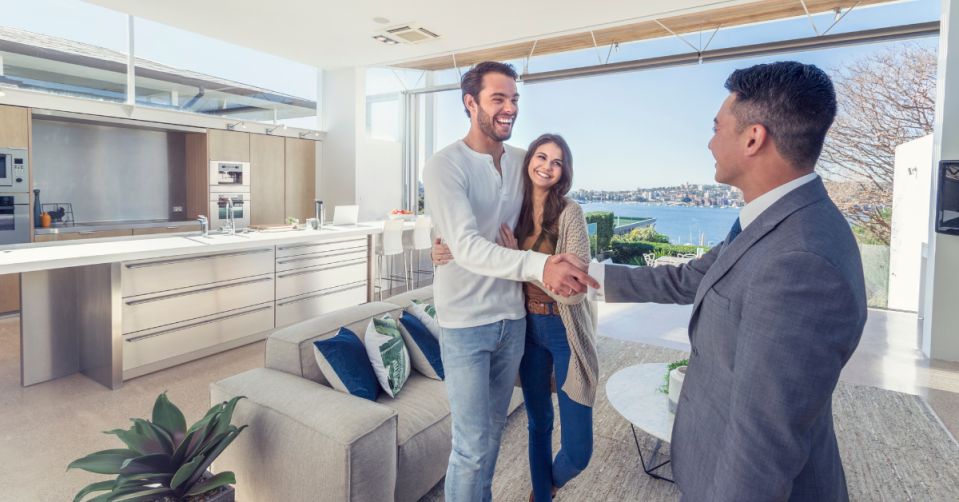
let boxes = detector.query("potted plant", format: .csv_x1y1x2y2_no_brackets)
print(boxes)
68,392,246,502
285,217,299,228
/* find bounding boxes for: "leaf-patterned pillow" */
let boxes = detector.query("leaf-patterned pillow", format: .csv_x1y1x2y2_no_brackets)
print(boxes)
410,300,441,340
364,314,411,398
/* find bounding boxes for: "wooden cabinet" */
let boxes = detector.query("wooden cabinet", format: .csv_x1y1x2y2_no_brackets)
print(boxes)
185,133,208,220
208,130,250,162
132,225,200,235
0,274,19,313
285,138,316,223
250,134,285,226
0,105,30,148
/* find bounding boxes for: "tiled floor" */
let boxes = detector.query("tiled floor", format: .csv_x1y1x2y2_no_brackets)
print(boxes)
1,300,958,500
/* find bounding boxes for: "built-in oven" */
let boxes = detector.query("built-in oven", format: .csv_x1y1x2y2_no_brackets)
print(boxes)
0,148,29,192
209,160,251,193
0,193,30,245
209,193,251,230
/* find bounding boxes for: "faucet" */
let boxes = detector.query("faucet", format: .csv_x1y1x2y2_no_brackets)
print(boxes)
225,198,236,236
197,215,209,237
315,200,324,229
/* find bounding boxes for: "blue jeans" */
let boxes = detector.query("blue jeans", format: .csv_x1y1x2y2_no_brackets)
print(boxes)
441,318,526,502
519,309,593,502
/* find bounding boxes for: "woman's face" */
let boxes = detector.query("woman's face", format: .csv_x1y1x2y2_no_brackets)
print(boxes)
528,142,564,191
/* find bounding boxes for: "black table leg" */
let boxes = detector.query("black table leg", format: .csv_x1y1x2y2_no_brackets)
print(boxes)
631,424,674,483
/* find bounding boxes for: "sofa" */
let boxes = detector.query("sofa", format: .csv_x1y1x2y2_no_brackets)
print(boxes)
211,286,524,502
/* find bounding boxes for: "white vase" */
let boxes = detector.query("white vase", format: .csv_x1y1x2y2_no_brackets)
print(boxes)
668,366,687,414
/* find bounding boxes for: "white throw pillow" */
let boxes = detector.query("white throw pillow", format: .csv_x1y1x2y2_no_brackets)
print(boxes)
410,300,441,340
364,314,411,398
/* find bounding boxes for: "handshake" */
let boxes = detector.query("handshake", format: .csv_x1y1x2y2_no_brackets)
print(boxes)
542,253,599,298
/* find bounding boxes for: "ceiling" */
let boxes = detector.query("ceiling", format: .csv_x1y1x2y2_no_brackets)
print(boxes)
83,0,765,70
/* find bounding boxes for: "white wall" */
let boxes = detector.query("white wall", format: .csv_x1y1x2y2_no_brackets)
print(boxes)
889,135,934,311
356,137,405,221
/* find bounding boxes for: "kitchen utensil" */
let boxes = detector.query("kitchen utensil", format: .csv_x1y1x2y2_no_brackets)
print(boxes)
40,213,51,227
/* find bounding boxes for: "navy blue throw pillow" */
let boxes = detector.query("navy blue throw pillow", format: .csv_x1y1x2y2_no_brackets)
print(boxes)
313,327,380,401
398,312,444,380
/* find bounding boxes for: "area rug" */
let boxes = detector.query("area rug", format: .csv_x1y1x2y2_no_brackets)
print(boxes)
418,337,959,501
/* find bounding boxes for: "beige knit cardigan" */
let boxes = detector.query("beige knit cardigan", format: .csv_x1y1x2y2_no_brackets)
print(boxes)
522,197,600,407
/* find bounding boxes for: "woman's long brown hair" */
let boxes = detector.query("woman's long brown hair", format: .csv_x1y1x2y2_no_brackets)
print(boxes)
514,134,573,252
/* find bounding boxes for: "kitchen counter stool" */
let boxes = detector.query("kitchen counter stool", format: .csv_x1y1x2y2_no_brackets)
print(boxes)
375,219,409,300
404,217,434,289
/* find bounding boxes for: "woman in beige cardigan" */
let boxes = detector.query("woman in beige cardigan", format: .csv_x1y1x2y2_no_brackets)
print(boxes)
432,134,598,502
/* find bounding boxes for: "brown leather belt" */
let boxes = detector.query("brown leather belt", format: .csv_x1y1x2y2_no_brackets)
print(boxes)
527,299,560,316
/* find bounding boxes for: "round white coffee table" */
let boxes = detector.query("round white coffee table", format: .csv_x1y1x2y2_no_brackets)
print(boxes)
606,363,676,482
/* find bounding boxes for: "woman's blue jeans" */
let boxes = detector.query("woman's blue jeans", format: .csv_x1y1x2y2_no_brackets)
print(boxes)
519,308,593,502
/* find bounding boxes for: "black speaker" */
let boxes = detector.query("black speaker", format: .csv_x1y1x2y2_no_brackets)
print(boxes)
936,160,959,235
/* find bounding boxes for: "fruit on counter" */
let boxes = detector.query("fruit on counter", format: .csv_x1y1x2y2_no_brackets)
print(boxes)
390,209,413,215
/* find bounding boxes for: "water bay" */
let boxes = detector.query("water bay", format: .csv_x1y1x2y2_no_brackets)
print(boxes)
579,202,741,247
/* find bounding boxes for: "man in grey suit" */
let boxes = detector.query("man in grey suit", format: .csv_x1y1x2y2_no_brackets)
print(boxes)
587,62,867,501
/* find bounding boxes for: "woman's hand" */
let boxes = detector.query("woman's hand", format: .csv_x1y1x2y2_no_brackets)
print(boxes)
495,223,519,250
430,238,454,265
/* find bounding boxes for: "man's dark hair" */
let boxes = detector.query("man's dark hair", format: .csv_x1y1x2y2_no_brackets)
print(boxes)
461,61,519,118
724,61,837,170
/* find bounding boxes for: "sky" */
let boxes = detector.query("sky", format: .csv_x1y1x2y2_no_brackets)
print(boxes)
0,0,944,189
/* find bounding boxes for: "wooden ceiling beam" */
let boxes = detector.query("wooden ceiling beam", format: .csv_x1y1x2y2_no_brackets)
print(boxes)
392,0,892,71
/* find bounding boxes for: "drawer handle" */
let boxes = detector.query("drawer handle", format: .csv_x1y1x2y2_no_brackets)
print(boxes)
276,259,367,279
166,226,179,229
277,282,367,306
125,248,273,269
125,276,273,306
79,231,96,235
277,238,367,251
276,248,366,264
126,305,273,342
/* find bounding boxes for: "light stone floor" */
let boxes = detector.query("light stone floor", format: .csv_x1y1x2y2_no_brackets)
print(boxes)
1,300,958,500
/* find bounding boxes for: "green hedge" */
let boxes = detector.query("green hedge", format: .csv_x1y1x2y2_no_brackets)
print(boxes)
584,211,614,252
610,241,711,265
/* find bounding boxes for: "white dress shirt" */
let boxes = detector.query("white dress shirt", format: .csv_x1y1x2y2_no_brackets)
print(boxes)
587,173,819,301
423,140,550,329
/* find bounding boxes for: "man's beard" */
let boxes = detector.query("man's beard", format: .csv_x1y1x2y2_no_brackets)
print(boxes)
477,106,513,142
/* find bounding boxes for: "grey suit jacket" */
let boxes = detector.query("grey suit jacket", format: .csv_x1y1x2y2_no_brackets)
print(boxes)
607,178,866,502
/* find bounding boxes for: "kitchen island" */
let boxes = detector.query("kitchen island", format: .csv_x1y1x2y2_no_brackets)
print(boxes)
1,222,403,390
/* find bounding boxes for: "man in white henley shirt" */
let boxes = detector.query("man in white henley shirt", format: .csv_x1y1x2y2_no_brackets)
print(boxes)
423,62,596,502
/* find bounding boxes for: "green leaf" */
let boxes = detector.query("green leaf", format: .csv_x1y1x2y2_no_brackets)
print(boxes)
107,487,176,502
119,453,173,475
184,471,236,497
170,429,199,468
152,392,187,446
209,396,244,439
67,449,140,474
194,429,232,459
112,472,173,491
180,426,247,492
72,480,114,502
170,454,204,490
103,429,164,456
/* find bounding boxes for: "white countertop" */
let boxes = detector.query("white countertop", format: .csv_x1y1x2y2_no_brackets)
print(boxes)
0,222,412,275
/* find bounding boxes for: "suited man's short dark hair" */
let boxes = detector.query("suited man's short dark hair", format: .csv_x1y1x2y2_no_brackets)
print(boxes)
460,62,519,118
724,62,837,170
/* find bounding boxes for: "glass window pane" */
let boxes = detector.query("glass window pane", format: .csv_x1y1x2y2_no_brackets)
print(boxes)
133,18,317,127
0,0,127,102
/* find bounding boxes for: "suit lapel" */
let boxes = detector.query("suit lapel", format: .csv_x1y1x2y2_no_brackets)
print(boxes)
691,178,830,312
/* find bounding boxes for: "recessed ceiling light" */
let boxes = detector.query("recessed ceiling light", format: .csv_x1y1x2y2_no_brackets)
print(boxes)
374,17,390,24
373,35,400,45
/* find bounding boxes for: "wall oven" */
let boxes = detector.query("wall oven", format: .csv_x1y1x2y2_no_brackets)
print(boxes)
209,160,250,194
209,193,251,230
0,193,30,245
0,148,28,192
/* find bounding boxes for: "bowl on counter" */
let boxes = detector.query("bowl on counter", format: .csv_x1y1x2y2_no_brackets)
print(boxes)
387,213,415,221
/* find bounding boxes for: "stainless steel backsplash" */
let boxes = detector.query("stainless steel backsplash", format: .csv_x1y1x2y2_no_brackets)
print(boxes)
32,120,187,223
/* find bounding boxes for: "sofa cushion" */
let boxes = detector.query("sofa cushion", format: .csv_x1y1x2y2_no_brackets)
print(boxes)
313,327,381,401
382,285,434,311
397,312,444,380
364,314,411,398
374,372,452,502
266,301,404,386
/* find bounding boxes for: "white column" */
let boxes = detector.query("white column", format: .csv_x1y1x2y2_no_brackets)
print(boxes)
923,0,959,360
126,15,135,105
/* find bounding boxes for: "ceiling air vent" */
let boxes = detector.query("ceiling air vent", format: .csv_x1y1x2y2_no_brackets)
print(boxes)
376,22,445,45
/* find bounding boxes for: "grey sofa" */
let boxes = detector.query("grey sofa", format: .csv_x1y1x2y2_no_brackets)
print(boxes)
211,286,524,502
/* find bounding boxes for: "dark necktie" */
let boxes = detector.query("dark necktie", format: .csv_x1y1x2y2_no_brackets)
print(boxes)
725,217,742,248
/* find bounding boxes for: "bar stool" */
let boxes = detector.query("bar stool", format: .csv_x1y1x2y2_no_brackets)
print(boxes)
375,219,409,300
404,217,434,288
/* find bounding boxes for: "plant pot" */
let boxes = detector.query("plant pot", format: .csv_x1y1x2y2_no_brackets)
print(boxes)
667,366,686,414
204,485,235,502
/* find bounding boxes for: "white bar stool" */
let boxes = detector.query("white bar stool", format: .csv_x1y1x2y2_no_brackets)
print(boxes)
375,219,409,300
404,217,434,288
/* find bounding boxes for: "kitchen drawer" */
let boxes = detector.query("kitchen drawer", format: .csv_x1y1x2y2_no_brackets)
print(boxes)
275,259,367,300
123,302,274,371
122,273,275,334
275,248,367,272
275,237,368,259
275,282,367,328
122,247,275,298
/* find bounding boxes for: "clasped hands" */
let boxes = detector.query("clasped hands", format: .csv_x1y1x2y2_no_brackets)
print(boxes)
430,223,598,298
